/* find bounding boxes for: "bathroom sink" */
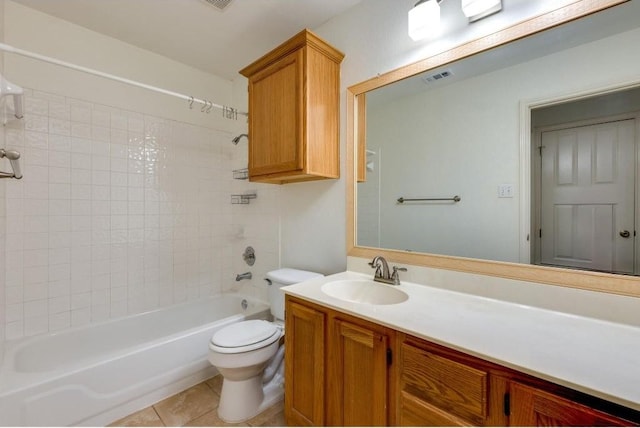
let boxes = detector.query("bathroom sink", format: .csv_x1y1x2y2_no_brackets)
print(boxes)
321,279,409,305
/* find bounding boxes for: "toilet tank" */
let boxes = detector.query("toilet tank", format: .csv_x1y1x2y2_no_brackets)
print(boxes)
266,268,323,321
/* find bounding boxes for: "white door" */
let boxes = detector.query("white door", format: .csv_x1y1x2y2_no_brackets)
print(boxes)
539,119,636,274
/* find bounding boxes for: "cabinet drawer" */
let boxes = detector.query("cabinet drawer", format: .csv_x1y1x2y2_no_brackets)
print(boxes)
510,381,634,426
400,391,472,426
400,342,488,425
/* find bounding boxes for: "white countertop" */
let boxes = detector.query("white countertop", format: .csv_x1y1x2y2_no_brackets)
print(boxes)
283,271,640,412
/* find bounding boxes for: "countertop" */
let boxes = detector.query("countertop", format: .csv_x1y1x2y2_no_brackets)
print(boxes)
282,271,640,412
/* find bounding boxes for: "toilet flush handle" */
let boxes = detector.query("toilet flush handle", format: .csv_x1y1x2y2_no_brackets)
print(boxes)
264,278,272,286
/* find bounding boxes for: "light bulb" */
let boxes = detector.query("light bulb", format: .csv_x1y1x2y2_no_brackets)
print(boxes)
408,0,440,41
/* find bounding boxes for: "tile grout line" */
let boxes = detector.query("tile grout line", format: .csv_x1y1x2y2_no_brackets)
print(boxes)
150,406,166,427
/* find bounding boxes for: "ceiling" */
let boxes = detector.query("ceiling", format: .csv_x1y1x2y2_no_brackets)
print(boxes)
11,0,363,80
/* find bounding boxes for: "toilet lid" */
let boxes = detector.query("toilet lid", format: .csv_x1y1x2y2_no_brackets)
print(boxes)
211,320,279,351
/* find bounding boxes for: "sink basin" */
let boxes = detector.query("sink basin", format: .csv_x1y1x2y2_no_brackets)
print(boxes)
321,279,409,305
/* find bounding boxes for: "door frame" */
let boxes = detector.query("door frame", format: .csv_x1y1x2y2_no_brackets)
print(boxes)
519,79,640,266
531,113,639,271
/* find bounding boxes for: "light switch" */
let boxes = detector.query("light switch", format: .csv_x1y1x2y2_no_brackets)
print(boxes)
498,184,514,198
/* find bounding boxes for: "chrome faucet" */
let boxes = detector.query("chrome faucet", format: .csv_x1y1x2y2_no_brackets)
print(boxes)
368,256,407,285
236,272,252,281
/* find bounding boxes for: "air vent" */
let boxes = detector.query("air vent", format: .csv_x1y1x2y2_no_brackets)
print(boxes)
421,69,454,84
201,0,234,11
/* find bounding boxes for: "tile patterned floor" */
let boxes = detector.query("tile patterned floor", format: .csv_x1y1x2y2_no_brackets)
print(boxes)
109,375,285,427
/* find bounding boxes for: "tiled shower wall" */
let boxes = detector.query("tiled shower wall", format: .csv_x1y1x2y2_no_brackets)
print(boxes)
2,88,258,341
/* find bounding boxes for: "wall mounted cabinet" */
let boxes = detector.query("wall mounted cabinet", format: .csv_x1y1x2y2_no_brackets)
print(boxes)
239,29,344,184
285,295,640,426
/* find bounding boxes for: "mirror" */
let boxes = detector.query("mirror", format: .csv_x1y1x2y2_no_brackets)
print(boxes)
347,0,640,296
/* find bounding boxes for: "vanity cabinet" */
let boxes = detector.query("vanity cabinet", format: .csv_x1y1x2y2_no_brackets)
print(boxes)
285,295,640,427
327,317,392,426
285,296,394,426
396,333,637,427
284,300,325,426
239,29,344,184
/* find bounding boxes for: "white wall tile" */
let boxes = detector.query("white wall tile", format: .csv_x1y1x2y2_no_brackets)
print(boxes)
24,131,48,150
49,135,72,152
49,312,71,331
2,90,277,341
5,321,24,340
24,316,48,336
49,152,71,168
6,303,24,323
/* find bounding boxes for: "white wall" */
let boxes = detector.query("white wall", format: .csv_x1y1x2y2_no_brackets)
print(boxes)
1,1,280,342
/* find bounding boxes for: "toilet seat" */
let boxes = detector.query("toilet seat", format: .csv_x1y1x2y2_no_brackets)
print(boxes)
210,320,281,354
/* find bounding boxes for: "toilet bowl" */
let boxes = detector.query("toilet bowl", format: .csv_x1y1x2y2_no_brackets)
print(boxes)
208,268,323,423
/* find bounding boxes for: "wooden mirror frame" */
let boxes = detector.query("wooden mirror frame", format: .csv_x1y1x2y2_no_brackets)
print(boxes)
346,0,640,298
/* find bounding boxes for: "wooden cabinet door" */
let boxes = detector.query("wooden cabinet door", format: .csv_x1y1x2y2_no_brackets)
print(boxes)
509,381,630,426
328,318,389,426
247,49,304,178
284,299,325,426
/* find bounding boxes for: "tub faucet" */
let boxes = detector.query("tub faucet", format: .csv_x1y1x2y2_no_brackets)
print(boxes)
236,272,252,281
368,256,407,285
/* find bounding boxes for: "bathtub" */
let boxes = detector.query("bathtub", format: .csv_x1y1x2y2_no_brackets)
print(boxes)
0,294,269,427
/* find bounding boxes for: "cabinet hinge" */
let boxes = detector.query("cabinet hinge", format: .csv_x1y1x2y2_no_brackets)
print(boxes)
386,348,392,365
503,393,511,416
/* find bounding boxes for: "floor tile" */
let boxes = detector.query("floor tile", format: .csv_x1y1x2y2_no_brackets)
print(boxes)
153,382,218,426
109,406,164,427
112,375,285,427
184,409,249,427
205,374,223,395
247,401,285,427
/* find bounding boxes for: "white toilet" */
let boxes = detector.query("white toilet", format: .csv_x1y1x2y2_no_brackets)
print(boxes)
208,268,323,423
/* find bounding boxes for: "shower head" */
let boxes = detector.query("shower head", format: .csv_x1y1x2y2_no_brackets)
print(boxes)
232,133,248,145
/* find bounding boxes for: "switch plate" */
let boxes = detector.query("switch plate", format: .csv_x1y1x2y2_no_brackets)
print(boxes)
498,184,514,198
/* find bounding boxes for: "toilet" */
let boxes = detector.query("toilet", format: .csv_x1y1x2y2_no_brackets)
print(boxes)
208,268,323,423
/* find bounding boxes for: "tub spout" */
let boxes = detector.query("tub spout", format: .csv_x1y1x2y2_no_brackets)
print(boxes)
236,272,252,281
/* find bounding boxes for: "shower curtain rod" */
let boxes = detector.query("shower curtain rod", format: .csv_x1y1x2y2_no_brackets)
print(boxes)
0,42,248,118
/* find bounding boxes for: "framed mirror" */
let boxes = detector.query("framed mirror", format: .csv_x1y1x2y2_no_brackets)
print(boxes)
347,0,640,297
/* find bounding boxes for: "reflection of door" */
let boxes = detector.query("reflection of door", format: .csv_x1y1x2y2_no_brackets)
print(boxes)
539,119,635,274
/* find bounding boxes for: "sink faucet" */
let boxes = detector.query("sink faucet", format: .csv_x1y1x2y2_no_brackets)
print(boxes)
368,256,407,285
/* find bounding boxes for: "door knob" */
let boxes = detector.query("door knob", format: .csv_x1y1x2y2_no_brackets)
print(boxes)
619,230,631,238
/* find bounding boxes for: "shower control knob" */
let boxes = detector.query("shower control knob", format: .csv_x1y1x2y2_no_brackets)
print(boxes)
243,246,256,266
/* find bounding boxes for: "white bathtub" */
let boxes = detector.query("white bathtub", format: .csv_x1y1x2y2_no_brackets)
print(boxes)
0,294,269,427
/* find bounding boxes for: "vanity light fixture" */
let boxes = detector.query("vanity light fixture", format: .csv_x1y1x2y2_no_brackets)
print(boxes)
408,0,441,41
409,0,503,41
461,0,502,22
